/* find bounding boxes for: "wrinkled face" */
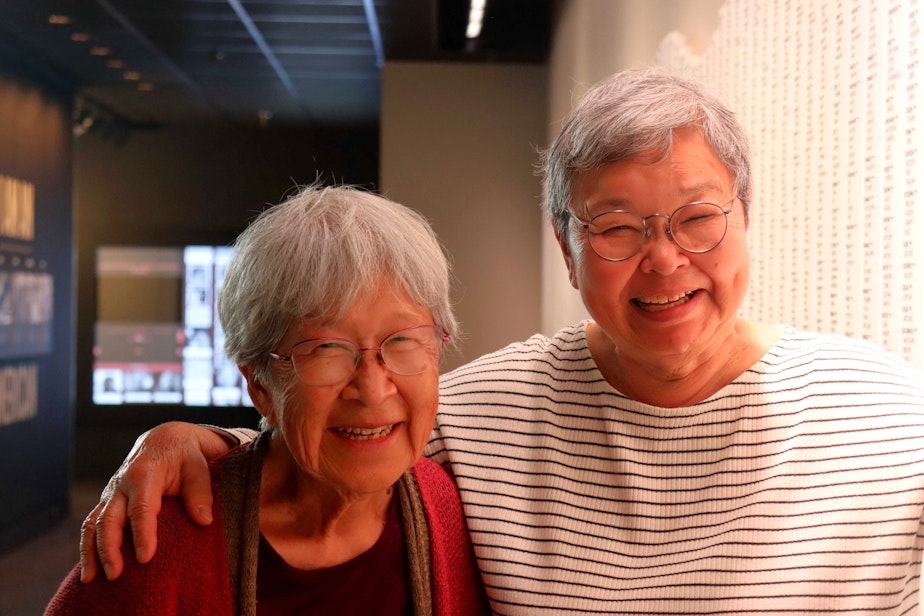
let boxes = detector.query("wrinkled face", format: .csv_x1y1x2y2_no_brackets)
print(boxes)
249,283,440,496
559,127,751,366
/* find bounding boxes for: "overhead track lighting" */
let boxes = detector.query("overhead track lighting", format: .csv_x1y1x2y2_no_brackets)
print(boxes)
466,0,485,39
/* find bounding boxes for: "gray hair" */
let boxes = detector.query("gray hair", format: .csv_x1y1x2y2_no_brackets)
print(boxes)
218,184,458,388
541,68,752,255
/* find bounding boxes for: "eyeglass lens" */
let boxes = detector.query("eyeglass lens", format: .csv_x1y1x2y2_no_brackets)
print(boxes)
585,202,729,261
288,325,443,385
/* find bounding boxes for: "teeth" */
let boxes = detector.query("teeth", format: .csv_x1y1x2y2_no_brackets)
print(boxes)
634,291,694,312
637,291,693,305
336,425,395,441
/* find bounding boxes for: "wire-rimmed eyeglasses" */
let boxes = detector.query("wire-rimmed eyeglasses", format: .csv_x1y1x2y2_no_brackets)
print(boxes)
269,325,449,386
570,199,735,262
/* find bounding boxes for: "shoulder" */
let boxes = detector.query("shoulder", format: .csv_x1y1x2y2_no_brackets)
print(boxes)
428,322,607,461
410,457,457,499
768,328,922,376
46,498,231,615
440,322,593,387
756,328,924,401
408,458,465,526
157,497,226,554
409,459,489,614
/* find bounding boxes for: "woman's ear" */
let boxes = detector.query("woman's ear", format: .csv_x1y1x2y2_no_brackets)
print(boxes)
554,224,580,290
740,192,752,230
239,365,277,426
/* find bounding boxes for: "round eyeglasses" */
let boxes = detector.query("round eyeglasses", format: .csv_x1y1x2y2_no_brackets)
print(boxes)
269,325,449,386
570,199,735,262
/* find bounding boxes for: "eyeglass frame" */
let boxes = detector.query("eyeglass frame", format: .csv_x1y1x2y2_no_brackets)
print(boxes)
269,324,451,385
569,197,737,262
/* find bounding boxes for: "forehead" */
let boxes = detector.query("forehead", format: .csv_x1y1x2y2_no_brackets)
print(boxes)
574,129,733,211
295,283,430,334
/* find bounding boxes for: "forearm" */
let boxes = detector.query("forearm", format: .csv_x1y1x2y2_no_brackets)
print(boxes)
202,425,258,449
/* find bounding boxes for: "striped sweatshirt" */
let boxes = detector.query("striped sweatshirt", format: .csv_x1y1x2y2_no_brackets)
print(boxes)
426,322,924,615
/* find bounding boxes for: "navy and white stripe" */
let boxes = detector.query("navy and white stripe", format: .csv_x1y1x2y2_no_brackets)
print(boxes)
427,322,924,615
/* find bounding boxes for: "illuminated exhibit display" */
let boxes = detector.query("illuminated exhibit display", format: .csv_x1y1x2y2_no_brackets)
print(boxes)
93,245,251,407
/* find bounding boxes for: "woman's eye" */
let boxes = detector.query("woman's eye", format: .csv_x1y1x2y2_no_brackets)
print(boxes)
307,341,354,358
386,336,419,347
598,225,640,236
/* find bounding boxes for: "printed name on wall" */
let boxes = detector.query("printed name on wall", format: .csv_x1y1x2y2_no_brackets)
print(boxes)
0,363,38,426
0,174,34,241
0,173,51,428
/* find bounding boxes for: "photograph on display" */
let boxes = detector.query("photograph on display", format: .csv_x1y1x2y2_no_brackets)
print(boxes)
92,245,250,407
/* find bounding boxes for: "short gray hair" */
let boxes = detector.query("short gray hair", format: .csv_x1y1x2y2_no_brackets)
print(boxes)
541,68,752,253
218,184,458,387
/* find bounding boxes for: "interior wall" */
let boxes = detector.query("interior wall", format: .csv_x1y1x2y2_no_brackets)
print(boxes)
542,0,724,334
0,45,74,551
380,62,547,369
656,0,923,369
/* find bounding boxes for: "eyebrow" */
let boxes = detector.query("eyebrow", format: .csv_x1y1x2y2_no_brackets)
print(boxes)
586,197,633,210
677,182,727,199
586,183,727,211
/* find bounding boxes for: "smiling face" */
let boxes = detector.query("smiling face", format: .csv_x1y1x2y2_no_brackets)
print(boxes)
559,127,751,377
246,283,440,497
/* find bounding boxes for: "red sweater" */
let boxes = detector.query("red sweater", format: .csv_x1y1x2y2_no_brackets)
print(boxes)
45,444,487,615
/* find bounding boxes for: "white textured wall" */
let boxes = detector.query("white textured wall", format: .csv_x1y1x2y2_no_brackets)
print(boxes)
656,0,923,368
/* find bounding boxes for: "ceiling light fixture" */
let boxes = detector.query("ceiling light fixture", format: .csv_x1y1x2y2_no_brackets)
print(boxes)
466,0,485,39
71,32,91,42
137,82,155,92
90,46,111,56
122,71,141,81
48,15,71,25
106,59,125,69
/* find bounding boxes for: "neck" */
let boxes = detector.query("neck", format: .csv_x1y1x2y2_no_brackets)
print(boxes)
587,319,781,408
258,432,393,569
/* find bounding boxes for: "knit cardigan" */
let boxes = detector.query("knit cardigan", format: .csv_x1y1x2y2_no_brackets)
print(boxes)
45,433,487,616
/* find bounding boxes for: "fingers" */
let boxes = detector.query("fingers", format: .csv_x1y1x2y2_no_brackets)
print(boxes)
75,422,231,584
179,453,215,526
95,491,133,580
78,488,136,582
101,423,219,572
123,492,161,566
78,502,104,583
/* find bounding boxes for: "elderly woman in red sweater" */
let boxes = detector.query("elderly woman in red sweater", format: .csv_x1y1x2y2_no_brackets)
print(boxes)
46,185,487,615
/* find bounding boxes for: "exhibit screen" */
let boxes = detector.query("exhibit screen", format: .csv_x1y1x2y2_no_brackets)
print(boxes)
93,246,251,407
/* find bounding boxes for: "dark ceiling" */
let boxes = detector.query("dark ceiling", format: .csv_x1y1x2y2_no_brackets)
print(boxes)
0,0,550,133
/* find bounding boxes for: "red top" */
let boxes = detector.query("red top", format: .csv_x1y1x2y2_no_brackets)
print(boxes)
255,496,412,615
44,456,488,615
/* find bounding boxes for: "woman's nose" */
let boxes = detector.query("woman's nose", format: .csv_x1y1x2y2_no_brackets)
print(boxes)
341,351,396,404
638,222,687,275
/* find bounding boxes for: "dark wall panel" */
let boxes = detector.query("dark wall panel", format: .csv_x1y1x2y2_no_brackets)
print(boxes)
0,50,75,552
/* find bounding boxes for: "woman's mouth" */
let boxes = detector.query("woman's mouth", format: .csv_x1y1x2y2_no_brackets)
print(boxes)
632,291,696,312
335,424,396,441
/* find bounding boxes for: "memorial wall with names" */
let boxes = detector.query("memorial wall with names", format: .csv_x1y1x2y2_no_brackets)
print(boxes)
657,0,923,370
